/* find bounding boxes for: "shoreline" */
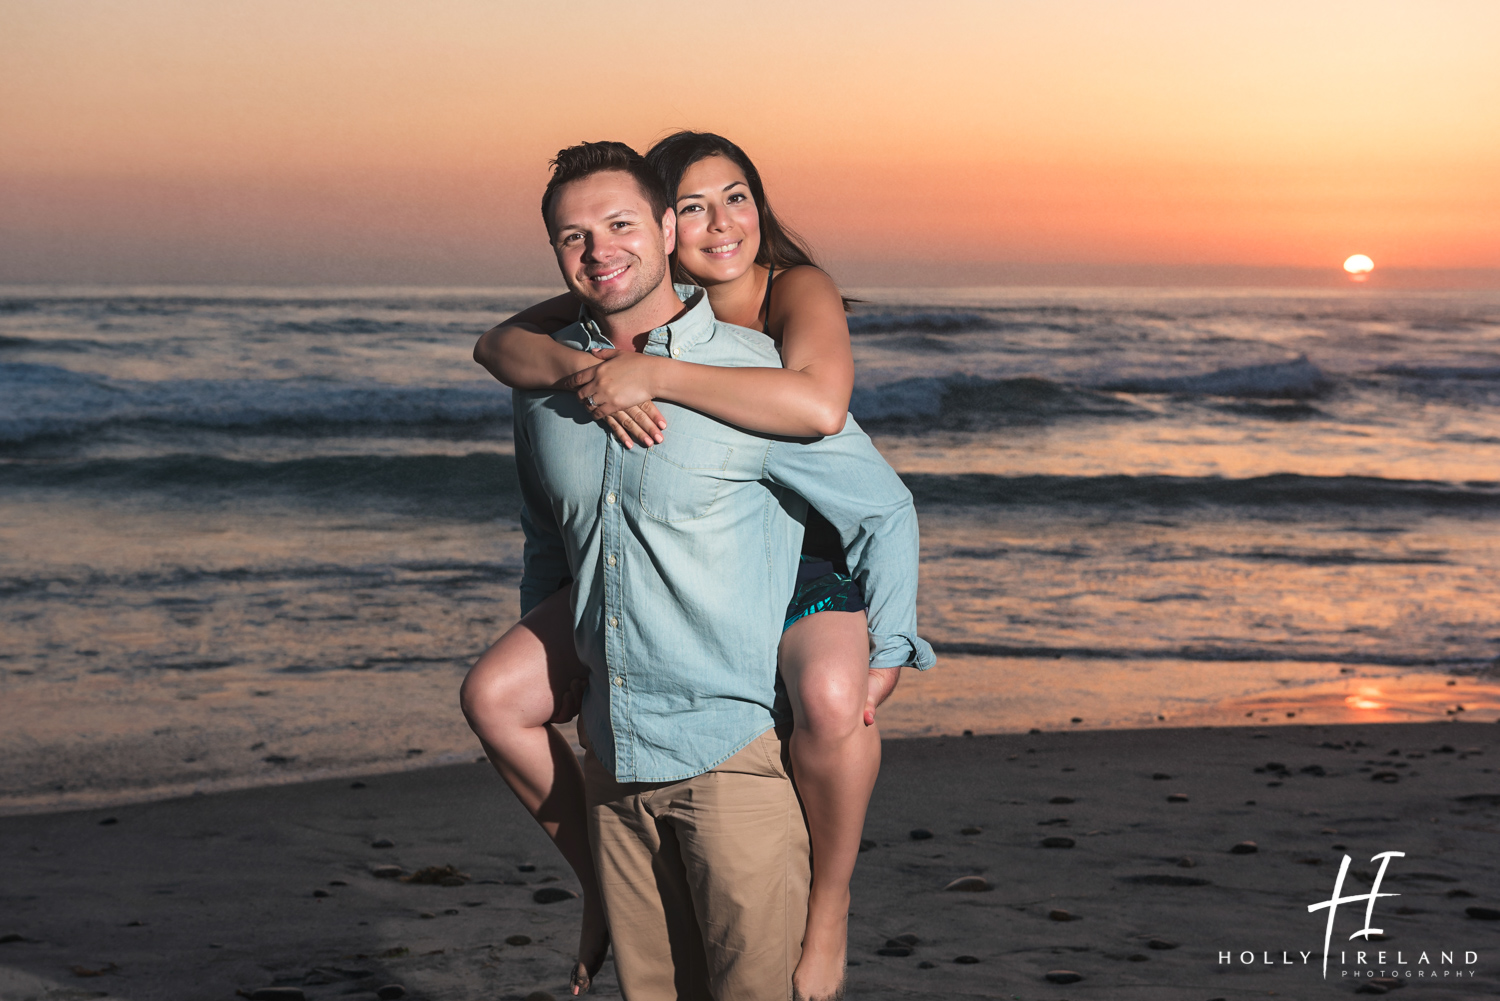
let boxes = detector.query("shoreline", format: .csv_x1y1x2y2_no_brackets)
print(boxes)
4,720,1498,1000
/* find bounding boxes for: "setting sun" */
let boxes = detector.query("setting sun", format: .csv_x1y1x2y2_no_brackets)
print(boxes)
1343,254,1375,275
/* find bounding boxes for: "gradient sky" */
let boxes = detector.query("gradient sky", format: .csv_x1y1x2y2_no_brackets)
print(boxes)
2,0,1498,285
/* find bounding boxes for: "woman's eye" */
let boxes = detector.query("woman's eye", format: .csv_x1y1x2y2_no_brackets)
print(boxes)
727,193,746,204
679,203,701,213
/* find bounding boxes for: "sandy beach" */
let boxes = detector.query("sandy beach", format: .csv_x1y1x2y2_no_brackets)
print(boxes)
4,720,1497,1001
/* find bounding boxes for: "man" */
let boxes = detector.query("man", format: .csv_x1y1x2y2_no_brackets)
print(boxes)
511,141,932,1000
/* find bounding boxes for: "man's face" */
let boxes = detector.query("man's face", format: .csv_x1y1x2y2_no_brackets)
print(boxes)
549,171,675,316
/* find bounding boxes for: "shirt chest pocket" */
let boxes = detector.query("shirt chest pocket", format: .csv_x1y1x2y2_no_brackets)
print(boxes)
638,432,735,523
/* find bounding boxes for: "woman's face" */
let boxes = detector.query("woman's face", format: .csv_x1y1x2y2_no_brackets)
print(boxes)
672,155,761,286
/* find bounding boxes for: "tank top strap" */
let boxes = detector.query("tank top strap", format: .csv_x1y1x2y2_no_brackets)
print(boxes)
761,266,775,333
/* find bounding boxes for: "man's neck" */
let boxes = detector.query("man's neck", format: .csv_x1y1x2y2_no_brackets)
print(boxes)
593,281,686,352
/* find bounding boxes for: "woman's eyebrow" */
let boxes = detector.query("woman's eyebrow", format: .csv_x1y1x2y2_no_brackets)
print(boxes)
676,181,747,203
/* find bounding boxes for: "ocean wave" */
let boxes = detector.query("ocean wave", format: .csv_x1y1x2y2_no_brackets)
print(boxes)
1097,357,1332,399
1376,364,1500,381
902,472,1500,510
927,640,1481,669
0,453,523,516
851,374,1138,423
0,363,513,446
848,311,997,334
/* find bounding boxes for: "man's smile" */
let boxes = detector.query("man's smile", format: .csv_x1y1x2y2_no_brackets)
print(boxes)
588,265,630,283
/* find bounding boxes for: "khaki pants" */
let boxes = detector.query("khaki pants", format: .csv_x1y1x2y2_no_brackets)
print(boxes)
584,728,811,1001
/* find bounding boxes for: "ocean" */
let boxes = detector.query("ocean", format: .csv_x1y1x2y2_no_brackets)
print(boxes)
3,285,1498,812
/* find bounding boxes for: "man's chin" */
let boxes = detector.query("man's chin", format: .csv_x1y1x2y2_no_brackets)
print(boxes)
575,282,650,317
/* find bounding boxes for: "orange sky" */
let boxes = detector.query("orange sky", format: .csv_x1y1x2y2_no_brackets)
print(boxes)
2,0,1497,285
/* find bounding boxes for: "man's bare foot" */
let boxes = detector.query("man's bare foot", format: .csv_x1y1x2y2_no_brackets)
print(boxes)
792,911,847,1001
570,893,610,996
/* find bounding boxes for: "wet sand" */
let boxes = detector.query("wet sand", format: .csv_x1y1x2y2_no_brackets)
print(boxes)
3,721,1499,1000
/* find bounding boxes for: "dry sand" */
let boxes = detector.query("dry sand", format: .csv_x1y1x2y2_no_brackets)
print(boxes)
3,721,1498,1000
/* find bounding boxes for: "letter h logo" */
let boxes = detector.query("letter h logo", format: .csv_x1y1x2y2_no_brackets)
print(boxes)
1306,851,1404,978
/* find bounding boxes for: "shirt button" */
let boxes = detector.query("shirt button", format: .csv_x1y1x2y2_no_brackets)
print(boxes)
608,615,618,628
614,676,625,687
607,554,617,567
670,346,681,358
606,492,616,505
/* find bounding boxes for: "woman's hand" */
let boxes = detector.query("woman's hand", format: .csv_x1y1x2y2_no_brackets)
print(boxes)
562,349,670,447
863,666,902,726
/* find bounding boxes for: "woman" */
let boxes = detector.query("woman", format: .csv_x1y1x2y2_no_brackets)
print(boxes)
462,132,890,1001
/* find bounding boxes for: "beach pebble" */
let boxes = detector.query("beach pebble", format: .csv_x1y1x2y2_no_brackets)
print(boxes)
247,990,306,1001
1041,836,1075,849
329,880,348,887
962,729,973,737
371,838,395,848
1044,969,1082,983
1167,793,1190,803
1028,728,1041,734
1177,857,1196,868
1,933,27,944
858,839,877,852
1152,772,1170,780
524,993,555,1001
960,826,981,835
98,817,118,826
505,934,532,946
418,911,436,919
1127,953,1149,961
876,945,911,957
376,986,406,999
533,887,578,904
312,889,329,898
1466,906,1500,920
371,865,404,879
1230,841,1258,854
1048,909,1075,921
1371,771,1400,783
909,828,934,840
1049,796,1074,804
350,781,366,789
917,960,936,969
517,863,537,872
1300,765,1326,776
1070,717,1082,723
1447,889,1475,898
944,876,990,892
954,955,980,964
1147,938,1178,950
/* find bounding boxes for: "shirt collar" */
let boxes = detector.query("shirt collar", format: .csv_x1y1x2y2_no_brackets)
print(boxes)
566,283,715,355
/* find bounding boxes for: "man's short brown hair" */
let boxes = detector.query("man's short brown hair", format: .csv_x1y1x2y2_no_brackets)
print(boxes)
540,141,671,233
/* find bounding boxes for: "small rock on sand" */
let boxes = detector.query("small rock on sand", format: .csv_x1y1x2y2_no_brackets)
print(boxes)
1147,938,1178,949
858,839,876,852
533,887,578,904
0,933,26,944
312,889,329,898
1040,836,1075,848
944,876,990,892
247,990,306,1001
1045,969,1082,983
376,987,406,1000
954,955,980,964
1467,906,1500,920
524,993,555,1001
371,838,395,848
371,865,404,878
876,945,911,957
1230,841,1258,854
1048,909,1075,921
1371,771,1400,783
909,828,934,840
1049,796,1074,804
517,863,537,872
1167,793,1189,803
505,934,532,946
98,817,118,826
917,960,936,968
1152,772,1171,780
959,826,981,835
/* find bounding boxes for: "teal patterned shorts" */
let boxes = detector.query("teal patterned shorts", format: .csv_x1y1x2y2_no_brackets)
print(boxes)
783,556,867,631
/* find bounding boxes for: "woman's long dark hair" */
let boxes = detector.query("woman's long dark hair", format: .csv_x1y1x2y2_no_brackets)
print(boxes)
645,131,854,312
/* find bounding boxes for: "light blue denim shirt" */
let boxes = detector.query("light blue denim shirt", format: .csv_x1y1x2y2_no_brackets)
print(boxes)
513,285,934,782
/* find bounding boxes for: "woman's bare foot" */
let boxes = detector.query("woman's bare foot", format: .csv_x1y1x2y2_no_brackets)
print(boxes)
570,893,610,996
791,902,848,1001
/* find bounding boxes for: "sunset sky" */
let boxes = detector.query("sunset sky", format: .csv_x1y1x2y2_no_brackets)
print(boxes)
2,0,1497,285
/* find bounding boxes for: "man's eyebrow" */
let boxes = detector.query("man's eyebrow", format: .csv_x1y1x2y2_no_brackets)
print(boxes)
554,207,639,232
675,181,745,203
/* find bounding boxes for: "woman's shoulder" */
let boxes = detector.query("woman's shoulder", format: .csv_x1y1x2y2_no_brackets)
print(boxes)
770,264,840,299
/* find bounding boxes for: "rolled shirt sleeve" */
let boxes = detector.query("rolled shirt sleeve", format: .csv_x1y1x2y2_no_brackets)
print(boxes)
765,418,936,671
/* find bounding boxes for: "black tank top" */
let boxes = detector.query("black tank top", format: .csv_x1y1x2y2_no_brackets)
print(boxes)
764,267,849,571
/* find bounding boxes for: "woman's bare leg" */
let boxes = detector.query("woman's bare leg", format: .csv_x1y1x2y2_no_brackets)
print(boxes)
459,589,606,995
779,610,879,1001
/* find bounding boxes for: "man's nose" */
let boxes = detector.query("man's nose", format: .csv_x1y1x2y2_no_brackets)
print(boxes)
581,232,615,262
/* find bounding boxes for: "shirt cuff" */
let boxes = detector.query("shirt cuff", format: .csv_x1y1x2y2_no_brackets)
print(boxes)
869,632,936,671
